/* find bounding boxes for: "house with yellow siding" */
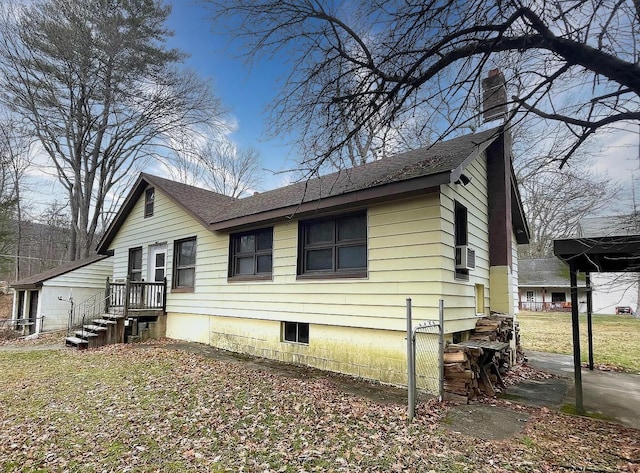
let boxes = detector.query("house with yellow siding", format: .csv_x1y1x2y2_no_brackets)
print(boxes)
95,125,528,385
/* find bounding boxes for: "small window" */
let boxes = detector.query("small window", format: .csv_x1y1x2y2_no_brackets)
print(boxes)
229,228,273,279
298,213,367,278
282,322,309,344
173,237,196,290
475,284,485,314
128,247,143,281
144,187,155,217
551,292,566,303
454,201,469,280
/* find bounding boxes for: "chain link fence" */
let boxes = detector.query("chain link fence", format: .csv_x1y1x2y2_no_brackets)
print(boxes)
414,321,442,397
407,298,444,421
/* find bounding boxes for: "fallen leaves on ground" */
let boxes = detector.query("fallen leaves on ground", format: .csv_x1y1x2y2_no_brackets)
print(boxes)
0,343,637,473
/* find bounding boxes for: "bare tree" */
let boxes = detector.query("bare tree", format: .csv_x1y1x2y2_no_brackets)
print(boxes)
199,142,261,197
0,116,32,279
168,139,261,198
510,119,620,257
209,0,640,171
0,0,225,259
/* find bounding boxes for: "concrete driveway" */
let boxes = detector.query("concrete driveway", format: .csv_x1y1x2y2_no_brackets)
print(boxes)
525,351,640,429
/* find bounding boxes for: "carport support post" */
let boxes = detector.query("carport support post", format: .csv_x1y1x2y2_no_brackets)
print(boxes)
570,262,584,414
586,272,594,370
406,298,415,422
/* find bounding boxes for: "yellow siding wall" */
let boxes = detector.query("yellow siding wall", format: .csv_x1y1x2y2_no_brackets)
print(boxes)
109,152,491,384
439,153,491,333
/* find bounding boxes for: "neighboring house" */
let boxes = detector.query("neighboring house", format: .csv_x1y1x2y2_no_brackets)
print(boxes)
519,214,640,314
10,255,112,334
518,258,587,312
575,215,639,314
94,125,529,385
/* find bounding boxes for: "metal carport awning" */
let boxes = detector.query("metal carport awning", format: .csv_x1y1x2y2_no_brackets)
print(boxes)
553,235,640,414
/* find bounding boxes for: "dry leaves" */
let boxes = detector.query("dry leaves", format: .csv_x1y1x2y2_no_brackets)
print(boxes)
0,343,637,472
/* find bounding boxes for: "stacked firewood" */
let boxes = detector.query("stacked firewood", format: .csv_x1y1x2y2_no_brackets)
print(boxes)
443,344,483,403
443,314,521,403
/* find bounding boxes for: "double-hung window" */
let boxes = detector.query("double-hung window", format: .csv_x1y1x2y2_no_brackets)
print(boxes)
298,212,367,278
454,201,469,280
144,187,155,218
229,228,273,279
173,237,196,291
128,247,143,281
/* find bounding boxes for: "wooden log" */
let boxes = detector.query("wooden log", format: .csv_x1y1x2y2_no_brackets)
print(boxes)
478,365,496,396
444,370,474,379
444,392,469,404
444,362,466,373
443,351,467,363
445,344,470,352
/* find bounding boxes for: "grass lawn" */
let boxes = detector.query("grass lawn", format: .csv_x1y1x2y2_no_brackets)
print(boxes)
518,311,640,373
0,343,638,472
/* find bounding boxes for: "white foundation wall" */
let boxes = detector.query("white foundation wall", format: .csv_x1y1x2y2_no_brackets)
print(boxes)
167,312,441,386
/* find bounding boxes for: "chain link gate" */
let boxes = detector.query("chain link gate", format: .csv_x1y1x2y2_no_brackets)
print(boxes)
407,298,444,421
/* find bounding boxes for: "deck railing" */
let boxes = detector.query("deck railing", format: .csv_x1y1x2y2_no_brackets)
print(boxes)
519,301,572,312
66,278,166,336
107,278,167,316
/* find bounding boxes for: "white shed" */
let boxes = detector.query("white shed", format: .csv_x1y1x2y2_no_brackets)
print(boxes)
10,255,113,333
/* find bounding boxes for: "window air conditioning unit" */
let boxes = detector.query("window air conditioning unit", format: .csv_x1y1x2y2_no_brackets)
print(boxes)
455,245,476,270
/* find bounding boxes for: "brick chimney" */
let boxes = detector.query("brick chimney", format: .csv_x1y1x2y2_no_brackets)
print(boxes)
482,69,507,122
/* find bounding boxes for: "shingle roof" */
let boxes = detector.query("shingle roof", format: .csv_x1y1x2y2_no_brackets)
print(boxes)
96,174,238,253
518,258,585,287
142,174,237,226
98,126,519,251
10,254,111,289
211,127,502,226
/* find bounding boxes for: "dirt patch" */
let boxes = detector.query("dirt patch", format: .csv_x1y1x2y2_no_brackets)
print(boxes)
444,405,530,440
140,340,408,405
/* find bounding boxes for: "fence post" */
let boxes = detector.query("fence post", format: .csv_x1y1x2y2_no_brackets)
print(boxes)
406,298,415,422
438,299,445,402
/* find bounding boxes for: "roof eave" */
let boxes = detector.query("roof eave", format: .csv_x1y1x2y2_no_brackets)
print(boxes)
10,282,42,290
96,174,148,254
210,171,451,232
96,173,221,254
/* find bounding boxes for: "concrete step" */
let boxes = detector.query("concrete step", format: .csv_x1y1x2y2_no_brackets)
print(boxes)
65,336,88,348
75,330,98,338
93,318,117,325
83,324,108,332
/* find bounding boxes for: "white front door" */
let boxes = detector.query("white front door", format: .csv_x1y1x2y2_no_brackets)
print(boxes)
148,244,167,282
148,244,167,307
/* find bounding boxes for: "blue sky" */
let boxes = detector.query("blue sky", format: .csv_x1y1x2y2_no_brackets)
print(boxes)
164,2,639,209
165,2,296,191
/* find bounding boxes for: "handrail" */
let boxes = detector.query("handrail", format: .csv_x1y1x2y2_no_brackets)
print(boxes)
66,291,114,337
66,277,166,337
